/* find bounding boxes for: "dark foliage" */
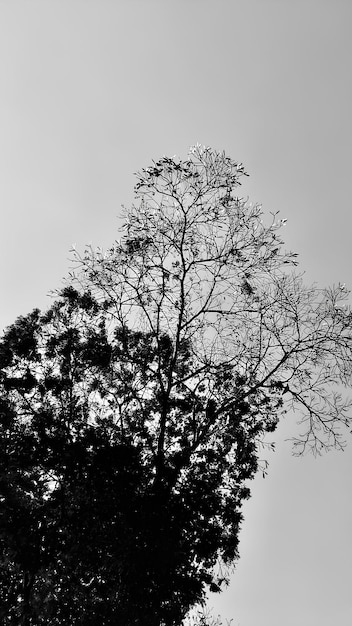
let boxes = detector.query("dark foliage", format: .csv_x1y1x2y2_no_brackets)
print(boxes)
0,292,263,624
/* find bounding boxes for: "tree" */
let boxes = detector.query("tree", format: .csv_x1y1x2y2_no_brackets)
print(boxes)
1,145,352,624
71,144,352,455
0,290,257,624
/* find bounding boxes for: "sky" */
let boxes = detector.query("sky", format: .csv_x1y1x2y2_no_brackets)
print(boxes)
0,1,351,624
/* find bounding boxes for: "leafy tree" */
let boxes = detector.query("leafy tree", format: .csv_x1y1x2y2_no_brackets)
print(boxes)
0,290,256,624
1,145,352,624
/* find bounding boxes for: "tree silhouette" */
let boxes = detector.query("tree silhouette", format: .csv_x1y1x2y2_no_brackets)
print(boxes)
71,145,352,456
1,145,352,624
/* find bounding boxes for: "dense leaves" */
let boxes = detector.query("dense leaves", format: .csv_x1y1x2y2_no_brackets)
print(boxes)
0,292,264,624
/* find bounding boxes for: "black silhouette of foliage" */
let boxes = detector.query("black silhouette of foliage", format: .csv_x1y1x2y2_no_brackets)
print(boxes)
1,145,352,624
0,292,262,625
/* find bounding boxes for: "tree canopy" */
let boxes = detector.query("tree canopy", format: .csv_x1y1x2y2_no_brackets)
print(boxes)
1,145,352,624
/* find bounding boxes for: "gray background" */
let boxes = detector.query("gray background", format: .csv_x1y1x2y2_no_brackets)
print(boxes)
0,1,351,624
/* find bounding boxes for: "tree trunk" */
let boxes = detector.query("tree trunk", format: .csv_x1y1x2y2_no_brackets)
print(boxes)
22,571,34,626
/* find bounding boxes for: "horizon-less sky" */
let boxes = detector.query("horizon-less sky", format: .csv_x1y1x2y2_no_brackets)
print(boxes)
1,1,352,625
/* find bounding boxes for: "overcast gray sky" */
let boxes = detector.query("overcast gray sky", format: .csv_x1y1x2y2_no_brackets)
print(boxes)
1,1,351,625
